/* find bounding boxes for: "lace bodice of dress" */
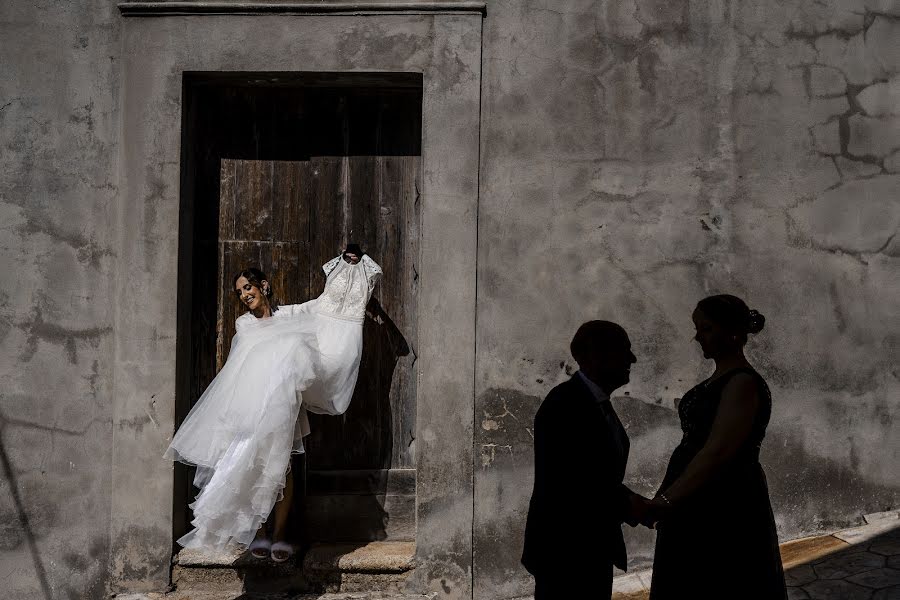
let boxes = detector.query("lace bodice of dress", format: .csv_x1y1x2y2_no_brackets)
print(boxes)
314,254,382,322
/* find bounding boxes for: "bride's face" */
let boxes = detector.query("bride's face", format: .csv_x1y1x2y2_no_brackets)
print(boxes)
235,276,269,312
692,308,733,359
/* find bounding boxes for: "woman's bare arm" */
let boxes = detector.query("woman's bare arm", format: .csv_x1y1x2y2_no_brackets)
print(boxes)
658,373,760,504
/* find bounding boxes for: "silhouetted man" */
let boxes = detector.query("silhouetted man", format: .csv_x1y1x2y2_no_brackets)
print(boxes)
522,320,643,599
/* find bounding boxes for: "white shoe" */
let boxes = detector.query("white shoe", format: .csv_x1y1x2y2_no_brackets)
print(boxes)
249,538,271,559
270,541,294,563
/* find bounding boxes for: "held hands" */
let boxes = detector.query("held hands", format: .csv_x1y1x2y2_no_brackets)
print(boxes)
624,493,650,527
625,493,673,529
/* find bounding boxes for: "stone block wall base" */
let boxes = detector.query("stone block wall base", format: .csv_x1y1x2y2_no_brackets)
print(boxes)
171,542,416,595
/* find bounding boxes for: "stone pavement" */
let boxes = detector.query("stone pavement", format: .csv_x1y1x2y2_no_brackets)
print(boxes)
609,510,900,600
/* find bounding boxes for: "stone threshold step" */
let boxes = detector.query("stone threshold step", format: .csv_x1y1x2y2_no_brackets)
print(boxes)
173,541,416,595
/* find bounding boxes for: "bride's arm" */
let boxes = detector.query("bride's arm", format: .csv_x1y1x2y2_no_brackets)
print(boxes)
650,373,760,516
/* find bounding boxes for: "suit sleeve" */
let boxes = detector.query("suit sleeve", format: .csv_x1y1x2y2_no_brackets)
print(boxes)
615,483,637,524
533,394,627,524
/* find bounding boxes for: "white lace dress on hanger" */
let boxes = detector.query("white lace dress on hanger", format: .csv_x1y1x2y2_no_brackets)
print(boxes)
164,254,382,551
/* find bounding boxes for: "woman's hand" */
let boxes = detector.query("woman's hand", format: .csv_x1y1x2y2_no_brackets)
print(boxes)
655,373,760,506
641,496,674,529
343,243,363,263
624,492,651,527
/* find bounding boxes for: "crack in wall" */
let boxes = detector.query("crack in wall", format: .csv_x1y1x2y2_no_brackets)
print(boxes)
0,408,108,439
805,76,893,177
19,304,112,364
16,216,115,269
784,208,897,266
783,5,893,44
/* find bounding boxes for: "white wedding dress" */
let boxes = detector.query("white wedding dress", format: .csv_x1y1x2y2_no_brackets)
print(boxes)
164,254,382,551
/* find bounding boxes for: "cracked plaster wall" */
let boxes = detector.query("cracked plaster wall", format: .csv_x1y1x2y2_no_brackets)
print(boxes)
0,0,120,599
2,1,899,599
475,1,900,598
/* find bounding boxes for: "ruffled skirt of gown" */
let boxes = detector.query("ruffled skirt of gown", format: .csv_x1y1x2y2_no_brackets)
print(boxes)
164,300,363,551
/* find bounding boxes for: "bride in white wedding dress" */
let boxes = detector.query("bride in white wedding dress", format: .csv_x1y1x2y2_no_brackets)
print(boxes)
164,245,382,561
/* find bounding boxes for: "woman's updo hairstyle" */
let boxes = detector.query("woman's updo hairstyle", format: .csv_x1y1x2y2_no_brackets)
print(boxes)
696,294,765,339
232,267,279,312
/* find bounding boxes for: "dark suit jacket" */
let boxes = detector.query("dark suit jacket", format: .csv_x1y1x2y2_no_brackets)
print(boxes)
521,374,632,574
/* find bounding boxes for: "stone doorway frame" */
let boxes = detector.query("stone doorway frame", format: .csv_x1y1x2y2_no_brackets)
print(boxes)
112,4,484,599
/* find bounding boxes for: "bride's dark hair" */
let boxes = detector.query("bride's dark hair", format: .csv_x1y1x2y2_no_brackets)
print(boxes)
696,294,764,343
233,267,279,312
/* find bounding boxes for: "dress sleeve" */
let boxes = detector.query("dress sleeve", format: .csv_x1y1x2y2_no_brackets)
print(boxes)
361,254,383,289
234,312,251,332
322,255,342,276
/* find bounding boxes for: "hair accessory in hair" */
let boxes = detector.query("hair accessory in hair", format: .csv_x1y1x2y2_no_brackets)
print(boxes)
746,309,766,334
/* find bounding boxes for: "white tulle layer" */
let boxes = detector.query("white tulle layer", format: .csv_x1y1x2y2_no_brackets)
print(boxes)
164,300,363,551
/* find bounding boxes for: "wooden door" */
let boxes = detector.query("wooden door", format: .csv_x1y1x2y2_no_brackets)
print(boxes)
217,160,310,369
216,155,419,541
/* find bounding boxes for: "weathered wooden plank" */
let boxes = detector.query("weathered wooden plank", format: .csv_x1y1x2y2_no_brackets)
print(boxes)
306,154,421,471
347,155,378,251
376,155,403,468
306,153,396,471
233,160,274,242
349,155,387,469
216,239,226,375
273,161,303,243
271,241,305,307
193,239,220,399
307,156,345,297
219,159,237,240
305,154,360,469
217,240,265,370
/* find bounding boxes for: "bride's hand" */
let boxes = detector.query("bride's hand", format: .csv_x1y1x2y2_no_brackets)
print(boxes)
343,243,363,263
642,496,673,528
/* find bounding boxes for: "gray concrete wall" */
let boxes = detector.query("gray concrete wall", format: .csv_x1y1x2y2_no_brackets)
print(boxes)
474,0,900,598
0,1,898,599
0,0,120,598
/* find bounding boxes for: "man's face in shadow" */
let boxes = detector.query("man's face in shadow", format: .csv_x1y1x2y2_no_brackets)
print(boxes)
581,332,637,396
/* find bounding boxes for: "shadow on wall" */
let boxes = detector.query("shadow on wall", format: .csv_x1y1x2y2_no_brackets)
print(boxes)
474,380,900,599
0,414,53,600
303,296,411,543
762,428,900,536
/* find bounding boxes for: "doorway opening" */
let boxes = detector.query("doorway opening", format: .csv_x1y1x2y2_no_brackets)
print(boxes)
174,72,421,549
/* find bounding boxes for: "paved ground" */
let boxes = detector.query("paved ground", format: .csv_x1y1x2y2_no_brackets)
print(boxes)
610,511,900,600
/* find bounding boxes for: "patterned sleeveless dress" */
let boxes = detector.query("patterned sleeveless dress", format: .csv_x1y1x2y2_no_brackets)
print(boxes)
649,367,787,600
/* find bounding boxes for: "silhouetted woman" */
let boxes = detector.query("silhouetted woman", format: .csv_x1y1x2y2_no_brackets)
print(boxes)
164,245,381,561
645,294,787,600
